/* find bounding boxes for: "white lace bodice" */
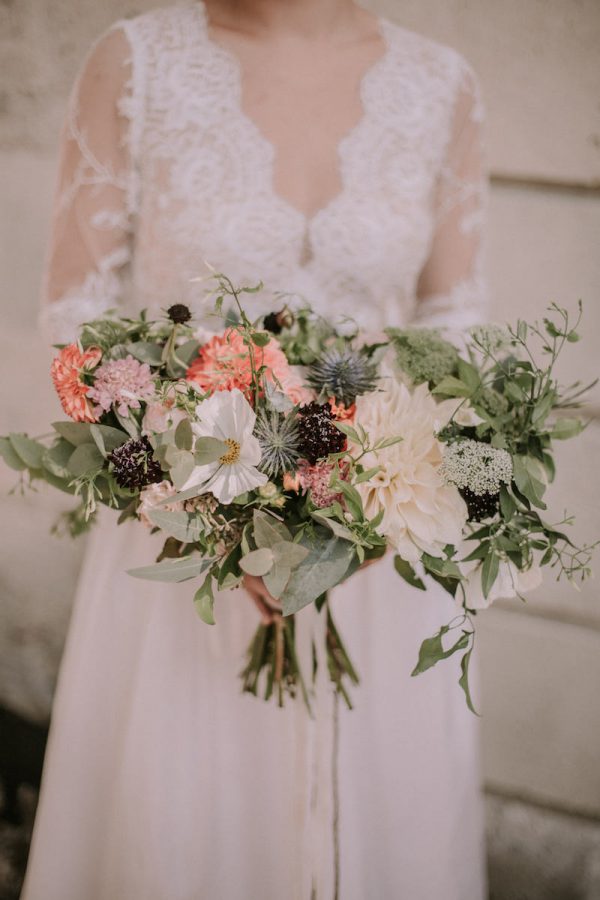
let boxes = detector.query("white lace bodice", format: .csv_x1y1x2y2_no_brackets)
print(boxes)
40,0,489,342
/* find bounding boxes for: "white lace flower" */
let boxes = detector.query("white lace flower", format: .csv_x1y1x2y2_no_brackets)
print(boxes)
352,379,468,561
181,388,268,504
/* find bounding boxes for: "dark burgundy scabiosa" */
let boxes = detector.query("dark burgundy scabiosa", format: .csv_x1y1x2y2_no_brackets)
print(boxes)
263,307,295,334
296,401,346,465
108,436,163,490
459,488,501,522
166,304,192,325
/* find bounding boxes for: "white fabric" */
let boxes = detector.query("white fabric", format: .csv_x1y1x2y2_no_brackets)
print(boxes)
25,2,488,897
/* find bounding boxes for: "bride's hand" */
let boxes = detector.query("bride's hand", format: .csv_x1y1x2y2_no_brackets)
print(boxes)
242,574,282,625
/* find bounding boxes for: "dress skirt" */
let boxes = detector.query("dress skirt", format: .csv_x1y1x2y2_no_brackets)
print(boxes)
22,504,487,900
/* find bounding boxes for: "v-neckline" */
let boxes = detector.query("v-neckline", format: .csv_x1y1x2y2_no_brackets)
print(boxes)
195,0,392,234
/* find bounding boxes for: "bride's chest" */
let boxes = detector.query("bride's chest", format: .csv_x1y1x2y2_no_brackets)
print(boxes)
129,7,459,318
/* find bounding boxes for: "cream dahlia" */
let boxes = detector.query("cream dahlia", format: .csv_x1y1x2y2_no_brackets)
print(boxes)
351,379,468,561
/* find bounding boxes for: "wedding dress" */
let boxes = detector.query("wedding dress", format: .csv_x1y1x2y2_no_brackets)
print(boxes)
22,2,489,897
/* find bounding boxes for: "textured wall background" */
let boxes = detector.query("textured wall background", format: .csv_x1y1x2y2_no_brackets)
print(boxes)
1,0,599,895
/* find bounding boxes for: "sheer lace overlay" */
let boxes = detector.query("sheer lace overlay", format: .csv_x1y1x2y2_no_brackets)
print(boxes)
40,0,489,343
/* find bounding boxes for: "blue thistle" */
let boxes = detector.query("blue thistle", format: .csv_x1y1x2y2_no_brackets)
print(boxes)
307,346,378,406
254,409,301,477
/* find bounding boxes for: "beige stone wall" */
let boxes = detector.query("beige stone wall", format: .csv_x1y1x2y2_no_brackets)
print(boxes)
1,0,599,821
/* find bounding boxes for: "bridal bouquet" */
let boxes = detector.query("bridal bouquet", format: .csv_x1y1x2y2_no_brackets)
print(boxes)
2,274,595,712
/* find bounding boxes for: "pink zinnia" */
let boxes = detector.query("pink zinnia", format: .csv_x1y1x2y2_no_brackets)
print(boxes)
87,355,156,417
186,328,309,404
50,344,102,423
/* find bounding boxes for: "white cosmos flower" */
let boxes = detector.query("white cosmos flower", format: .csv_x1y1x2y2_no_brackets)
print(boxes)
181,388,268,504
352,378,468,561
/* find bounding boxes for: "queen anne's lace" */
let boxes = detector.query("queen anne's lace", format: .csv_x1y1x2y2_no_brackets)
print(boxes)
41,0,489,343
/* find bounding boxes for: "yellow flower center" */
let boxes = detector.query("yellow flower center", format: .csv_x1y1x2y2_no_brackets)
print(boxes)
219,438,241,465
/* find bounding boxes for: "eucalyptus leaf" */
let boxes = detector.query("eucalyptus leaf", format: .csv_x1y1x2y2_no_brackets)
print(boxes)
253,509,292,547
239,547,274,577
128,555,210,582
281,533,355,616
125,341,164,365
272,540,310,569
68,443,104,477
90,424,129,456
194,437,229,466
147,508,204,543
194,574,216,625
52,421,93,446
9,434,45,469
263,563,292,599
174,418,193,451
0,436,27,471
42,440,73,478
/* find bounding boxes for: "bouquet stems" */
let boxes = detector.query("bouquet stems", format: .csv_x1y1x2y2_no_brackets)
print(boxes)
240,595,359,713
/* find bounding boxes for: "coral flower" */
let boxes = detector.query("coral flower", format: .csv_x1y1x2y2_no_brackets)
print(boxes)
50,343,102,422
186,328,307,404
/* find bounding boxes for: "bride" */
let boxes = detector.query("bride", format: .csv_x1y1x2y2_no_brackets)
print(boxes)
23,1,488,897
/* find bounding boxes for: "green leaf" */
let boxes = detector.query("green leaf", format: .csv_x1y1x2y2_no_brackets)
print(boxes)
68,443,104,476
251,330,271,347
457,358,481,392
550,418,584,440
432,376,472,398
8,434,45,469
90,424,129,456
311,511,356,543
272,540,310,569
394,556,426,590
174,418,193,451
128,555,211,583
499,484,516,520
333,421,360,443
281,534,355,616
334,480,364,520
174,339,201,366
217,543,242,589
193,574,216,625
167,449,195,489
52,421,93,446
373,435,404,450
194,436,228,465
147,509,204,543
253,509,292,547
411,626,470,676
263,563,292,599
354,465,381,484
481,552,500,599
42,440,73,478
125,341,164,365
512,455,547,508
0,436,27,471
239,547,275,577
458,647,479,715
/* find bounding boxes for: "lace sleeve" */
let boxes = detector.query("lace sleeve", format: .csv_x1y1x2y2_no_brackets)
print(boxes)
413,60,489,333
39,25,140,343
